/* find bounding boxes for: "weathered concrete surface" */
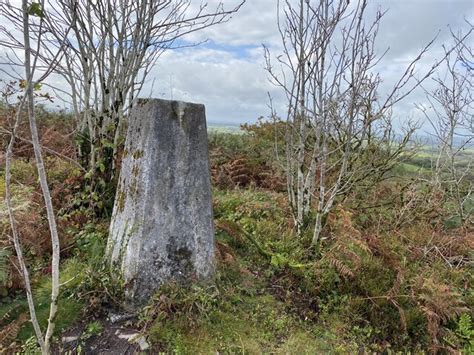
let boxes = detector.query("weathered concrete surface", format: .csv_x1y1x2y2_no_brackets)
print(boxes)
107,98,214,305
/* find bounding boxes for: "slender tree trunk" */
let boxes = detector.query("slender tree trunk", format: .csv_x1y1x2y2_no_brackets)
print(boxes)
5,99,46,353
22,1,60,352
295,0,307,236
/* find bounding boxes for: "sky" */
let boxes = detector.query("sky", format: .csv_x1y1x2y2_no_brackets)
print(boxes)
144,0,474,128
0,0,473,129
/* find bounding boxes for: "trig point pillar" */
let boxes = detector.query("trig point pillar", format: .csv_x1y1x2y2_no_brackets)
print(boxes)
107,98,214,305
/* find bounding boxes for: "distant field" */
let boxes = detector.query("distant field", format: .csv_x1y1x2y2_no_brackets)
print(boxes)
408,145,474,169
207,125,243,134
396,145,474,183
415,145,474,158
206,127,474,179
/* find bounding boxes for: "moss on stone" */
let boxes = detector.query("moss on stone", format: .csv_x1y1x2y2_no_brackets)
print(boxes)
131,164,140,178
132,150,144,159
117,187,126,212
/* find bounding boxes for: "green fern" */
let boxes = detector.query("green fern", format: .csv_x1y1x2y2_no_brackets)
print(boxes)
456,314,474,353
0,248,11,286
20,335,41,354
457,314,473,338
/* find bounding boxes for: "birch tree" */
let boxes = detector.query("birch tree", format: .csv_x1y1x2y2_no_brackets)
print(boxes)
56,0,243,176
2,0,65,353
420,27,474,226
2,0,245,210
265,0,470,243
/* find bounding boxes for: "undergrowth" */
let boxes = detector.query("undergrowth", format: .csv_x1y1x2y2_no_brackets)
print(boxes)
0,112,472,353
140,187,473,353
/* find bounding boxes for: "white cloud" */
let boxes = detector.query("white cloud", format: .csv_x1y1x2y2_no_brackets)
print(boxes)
185,0,281,47
0,0,472,129
143,47,278,124
161,0,473,127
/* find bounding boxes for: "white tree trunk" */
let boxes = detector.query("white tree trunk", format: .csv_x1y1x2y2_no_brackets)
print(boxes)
22,0,61,352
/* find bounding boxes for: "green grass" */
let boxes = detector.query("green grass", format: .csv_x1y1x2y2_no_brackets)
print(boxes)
145,268,359,354
2,126,472,353
143,189,370,353
0,259,87,342
142,185,473,353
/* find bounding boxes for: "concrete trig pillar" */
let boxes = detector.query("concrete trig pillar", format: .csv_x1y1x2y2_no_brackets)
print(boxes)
107,98,214,305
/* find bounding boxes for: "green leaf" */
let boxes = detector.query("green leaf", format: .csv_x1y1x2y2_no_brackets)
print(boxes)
98,163,106,173
270,253,288,268
0,248,11,285
457,314,473,340
98,179,106,188
28,2,44,18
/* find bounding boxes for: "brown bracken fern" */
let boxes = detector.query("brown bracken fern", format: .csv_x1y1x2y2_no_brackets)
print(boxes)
0,312,28,347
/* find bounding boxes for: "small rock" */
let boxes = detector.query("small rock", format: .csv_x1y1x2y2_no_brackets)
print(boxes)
62,335,79,343
115,329,138,341
108,312,134,323
116,331,150,350
136,336,150,351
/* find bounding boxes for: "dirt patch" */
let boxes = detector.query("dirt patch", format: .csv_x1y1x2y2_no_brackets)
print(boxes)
56,314,150,355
